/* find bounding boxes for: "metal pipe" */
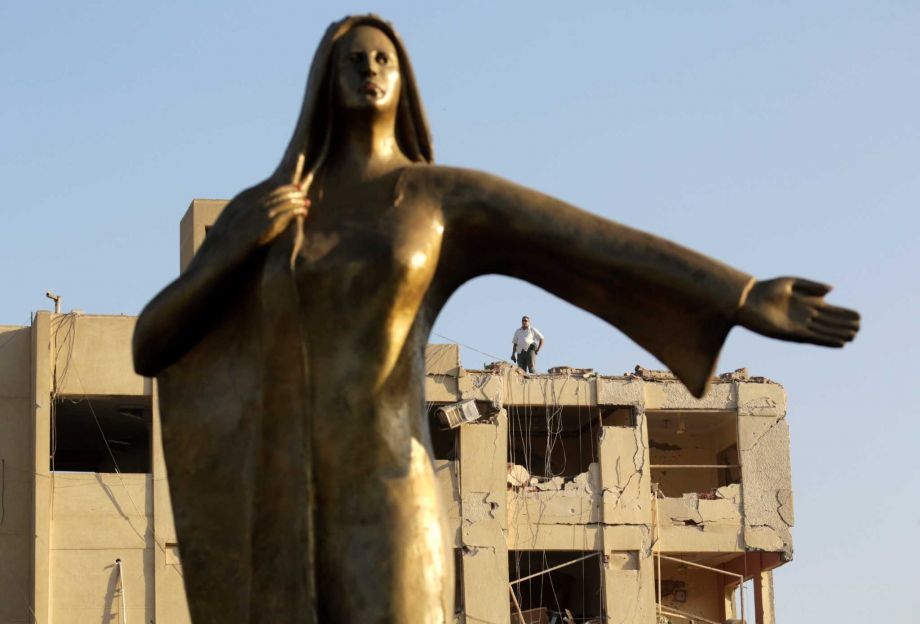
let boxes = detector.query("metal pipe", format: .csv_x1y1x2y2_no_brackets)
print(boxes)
654,553,744,580
44,291,61,314
508,586,527,624
509,552,600,586
115,558,127,624
655,492,662,620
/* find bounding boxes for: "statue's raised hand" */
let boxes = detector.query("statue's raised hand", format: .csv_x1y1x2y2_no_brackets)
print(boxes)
256,184,309,245
737,277,859,347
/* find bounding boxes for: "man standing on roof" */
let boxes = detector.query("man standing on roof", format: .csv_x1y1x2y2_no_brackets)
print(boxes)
511,315,545,373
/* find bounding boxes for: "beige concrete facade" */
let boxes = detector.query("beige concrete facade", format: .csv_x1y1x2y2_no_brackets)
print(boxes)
0,315,790,623
0,313,189,624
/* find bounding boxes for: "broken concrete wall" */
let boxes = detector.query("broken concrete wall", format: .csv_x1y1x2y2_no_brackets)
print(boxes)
737,382,793,555
657,484,743,551
508,464,601,526
599,426,650,526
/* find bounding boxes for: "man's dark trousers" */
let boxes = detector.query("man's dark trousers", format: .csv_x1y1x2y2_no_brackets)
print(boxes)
516,345,537,373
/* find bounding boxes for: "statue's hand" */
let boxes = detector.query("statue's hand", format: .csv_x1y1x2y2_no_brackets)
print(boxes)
737,277,860,347
255,184,309,245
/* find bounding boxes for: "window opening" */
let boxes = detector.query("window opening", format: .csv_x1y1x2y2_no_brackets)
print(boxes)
508,405,613,480
647,410,739,497
51,395,152,473
427,403,459,461
653,553,746,624
508,550,604,623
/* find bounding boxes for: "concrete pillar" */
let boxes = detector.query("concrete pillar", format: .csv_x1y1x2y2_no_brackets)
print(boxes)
599,407,654,623
601,549,656,624
31,311,52,622
458,410,509,623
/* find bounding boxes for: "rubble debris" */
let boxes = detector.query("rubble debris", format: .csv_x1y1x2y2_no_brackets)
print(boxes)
512,606,549,624
547,366,595,376
506,463,601,494
632,365,676,381
718,367,749,381
507,464,533,488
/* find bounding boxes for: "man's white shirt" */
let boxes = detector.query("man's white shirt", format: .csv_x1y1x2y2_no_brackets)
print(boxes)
512,327,544,353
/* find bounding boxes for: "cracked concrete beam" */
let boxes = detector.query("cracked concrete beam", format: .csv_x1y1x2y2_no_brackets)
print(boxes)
500,371,597,407
507,489,600,525
596,377,644,407
507,521,603,551
698,498,742,524
644,379,737,410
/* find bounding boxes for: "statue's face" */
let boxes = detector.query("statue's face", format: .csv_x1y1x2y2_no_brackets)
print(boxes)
335,25,401,113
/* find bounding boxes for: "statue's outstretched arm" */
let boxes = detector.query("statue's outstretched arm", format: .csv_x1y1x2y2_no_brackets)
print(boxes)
439,167,858,396
133,181,307,376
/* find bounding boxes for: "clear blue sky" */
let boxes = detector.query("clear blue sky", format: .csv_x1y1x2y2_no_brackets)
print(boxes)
2,2,917,621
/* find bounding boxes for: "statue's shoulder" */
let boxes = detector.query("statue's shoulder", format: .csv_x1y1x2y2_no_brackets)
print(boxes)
396,163,501,208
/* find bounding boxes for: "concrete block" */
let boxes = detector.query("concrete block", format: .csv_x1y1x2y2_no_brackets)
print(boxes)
596,377,644,407
737,381,787,417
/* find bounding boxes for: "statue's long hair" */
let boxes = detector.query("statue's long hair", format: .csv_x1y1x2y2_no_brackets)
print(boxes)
274,14,434,185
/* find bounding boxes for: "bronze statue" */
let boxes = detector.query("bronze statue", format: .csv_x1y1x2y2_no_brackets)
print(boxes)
133,14,859,623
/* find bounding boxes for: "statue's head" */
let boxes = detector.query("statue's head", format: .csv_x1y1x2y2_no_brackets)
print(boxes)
275,15,433,182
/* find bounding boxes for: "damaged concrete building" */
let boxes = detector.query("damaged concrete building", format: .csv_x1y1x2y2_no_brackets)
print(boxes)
0,200,794,623
426,348,791,624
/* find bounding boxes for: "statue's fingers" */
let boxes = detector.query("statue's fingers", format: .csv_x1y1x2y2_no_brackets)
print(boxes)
818,303,860,321
268,200,309,218
802,328,846,348
809,310,860,331
265,191,304,209
808,320,857,343
792,278,832,297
